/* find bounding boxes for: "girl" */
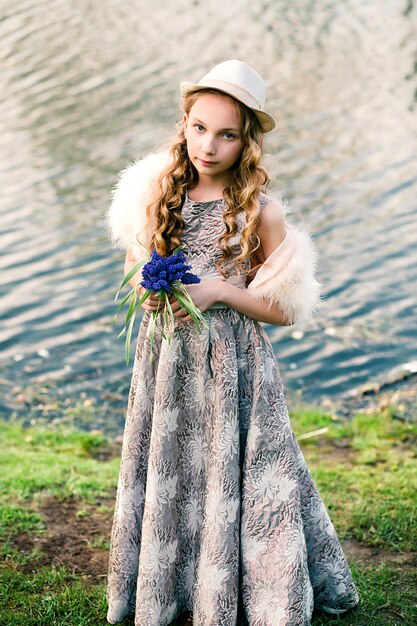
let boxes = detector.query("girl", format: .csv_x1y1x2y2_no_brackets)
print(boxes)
105,60,359,626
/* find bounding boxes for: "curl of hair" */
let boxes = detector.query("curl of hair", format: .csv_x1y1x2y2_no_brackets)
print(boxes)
147,88,270,279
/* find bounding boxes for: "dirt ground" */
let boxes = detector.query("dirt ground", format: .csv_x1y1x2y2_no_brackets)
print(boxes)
10,494,113,583
10,492,417,585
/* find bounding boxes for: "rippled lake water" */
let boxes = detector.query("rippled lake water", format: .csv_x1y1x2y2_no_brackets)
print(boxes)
1,0,416,433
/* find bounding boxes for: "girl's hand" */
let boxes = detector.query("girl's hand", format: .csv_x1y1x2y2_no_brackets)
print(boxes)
169,279,224,321
136,285,175,313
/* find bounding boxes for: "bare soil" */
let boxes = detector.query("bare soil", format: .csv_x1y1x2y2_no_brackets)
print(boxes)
9,493,416,585
341,538,417,570
10,494,113,583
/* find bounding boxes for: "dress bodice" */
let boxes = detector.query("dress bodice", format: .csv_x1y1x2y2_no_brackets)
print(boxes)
181,191,272,290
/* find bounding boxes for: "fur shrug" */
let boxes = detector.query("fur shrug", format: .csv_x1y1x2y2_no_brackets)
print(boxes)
104,150,322,326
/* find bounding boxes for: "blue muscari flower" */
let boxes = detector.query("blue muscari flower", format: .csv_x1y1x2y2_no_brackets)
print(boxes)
140,248,200,292
181,272,201,284
115,246,209,366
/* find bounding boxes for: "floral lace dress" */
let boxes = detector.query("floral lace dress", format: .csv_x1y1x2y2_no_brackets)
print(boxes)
106,192,359,626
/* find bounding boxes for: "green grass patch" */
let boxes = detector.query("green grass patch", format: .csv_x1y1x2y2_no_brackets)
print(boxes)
0,503,45,563
291,406,417,551
0,565,109,626
0,562,415,625
0,419,120,504
312,562,417,625
0,504,45,540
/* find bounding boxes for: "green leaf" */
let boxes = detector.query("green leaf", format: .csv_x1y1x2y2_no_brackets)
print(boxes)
164,292,175,323
156,291,164,308
164,293,175,342
173,294,202,332
138,289,152,307
113,287,136,322
175,284,193,303
117,326,126,339
125,309,137,365
173,290,209,333
115,260,147,299
173,286,209,329
173,291,190,311
149,312,156,365
174,290,200,316
125,290,138,326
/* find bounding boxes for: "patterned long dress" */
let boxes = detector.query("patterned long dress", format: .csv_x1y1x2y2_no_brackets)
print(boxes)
106,191,359,626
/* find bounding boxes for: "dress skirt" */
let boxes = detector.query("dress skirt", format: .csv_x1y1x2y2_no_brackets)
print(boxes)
106,306,359,626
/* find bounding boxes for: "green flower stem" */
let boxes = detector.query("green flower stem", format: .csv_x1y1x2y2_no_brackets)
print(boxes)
125,306,136,365
113,286,136,323
149,312,156,366
122,297,154,365
117,288,152,338
164,292,175,340
125,289,138,326
174,285,209,330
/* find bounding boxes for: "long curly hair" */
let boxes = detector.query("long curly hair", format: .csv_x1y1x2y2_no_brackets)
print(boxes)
146,88,270,279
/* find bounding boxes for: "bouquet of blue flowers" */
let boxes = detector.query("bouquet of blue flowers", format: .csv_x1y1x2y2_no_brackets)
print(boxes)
113,245,208,365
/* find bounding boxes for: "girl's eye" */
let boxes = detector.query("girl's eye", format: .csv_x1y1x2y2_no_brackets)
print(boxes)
193,124,236,139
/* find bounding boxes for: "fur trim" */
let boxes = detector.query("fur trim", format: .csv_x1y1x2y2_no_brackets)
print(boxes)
104,150,173,259
247,222,322,326
104,149,322,326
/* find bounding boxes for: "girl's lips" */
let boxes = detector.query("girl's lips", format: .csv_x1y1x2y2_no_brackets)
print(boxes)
199,158,217,166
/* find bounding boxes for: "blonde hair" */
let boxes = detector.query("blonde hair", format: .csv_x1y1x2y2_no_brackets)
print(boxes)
146,88,270,279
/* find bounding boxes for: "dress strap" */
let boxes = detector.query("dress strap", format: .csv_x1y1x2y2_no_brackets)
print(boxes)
259,192,274,211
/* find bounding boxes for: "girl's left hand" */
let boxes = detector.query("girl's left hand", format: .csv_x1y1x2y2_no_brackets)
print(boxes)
170,279,224,321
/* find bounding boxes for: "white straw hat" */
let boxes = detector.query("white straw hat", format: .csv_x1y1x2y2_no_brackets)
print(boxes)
180,60,276,133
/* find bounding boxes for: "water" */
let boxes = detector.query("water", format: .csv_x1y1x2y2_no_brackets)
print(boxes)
1,0,416,433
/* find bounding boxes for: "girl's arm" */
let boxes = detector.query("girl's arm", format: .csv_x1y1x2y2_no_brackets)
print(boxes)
173,200,294,326
217,281,292,326
217,200,292,325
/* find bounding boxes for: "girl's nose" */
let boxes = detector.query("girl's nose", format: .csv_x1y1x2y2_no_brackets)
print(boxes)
202,134,216,154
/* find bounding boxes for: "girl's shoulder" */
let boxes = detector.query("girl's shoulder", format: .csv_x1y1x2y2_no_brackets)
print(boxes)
258,191,289,221
258,191,275,211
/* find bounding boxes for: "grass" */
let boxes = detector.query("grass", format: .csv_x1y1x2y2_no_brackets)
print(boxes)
0,404,416,625
0,565,109,626
0,420,120,503
312,563,416,625
291,407,417,552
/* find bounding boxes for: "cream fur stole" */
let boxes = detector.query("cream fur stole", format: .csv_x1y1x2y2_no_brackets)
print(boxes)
104,150,322,326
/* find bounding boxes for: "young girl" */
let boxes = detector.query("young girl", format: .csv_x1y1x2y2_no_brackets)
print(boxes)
105,60,359,626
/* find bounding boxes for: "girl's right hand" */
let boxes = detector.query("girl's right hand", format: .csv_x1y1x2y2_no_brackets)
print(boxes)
135,285,174,313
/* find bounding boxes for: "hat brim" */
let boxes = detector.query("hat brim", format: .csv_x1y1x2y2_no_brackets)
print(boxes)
180,81,276,133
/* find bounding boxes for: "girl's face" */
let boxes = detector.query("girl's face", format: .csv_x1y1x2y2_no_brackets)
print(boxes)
183,92,244,185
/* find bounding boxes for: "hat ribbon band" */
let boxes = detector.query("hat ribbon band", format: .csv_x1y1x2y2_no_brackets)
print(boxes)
200,79,263,110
